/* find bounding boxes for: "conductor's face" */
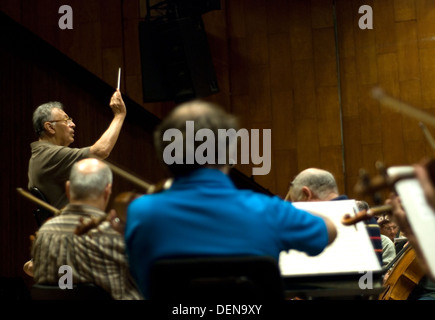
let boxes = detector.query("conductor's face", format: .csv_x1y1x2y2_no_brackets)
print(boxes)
49,108,76,146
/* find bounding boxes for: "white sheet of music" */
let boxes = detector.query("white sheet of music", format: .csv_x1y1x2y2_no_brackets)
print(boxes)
279,200,382,276
387,166,435,279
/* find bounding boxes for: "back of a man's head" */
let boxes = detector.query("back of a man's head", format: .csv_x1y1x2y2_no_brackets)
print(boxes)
154,100,239,176
69,158,113,201
290,168,339,201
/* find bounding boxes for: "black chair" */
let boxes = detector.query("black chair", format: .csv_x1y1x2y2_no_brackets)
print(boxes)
148,256,285,301
29,187,54,227
31,283,113,300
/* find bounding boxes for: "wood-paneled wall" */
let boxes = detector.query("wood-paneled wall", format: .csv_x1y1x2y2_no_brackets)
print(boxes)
3,0,435,286
336,0,435,201
226,0,435,201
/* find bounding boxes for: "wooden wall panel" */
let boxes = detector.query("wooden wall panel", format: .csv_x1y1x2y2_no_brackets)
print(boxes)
311,0,334,29
271,91,296,150
396,21,419,82
313,27,337,87
416,0,435,49
296,118,321,169
339,58,359,117
288,1,313,61
292,59,317,119
316,86,342,148
274,149,298,199
374,0,397,54
394,0,416,21
269,33,293,93
337,0,435,201
419,47,435,108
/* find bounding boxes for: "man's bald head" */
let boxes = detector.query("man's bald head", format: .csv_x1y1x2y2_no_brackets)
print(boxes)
68,158,113,201
289,168,339,202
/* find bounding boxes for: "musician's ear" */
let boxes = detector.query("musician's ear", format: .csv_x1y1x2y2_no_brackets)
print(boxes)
65,181,71,200
105,183,112,199
301,186,313,201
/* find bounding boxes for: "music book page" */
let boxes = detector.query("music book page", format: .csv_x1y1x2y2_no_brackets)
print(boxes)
279,200,382,276
387,166,435,279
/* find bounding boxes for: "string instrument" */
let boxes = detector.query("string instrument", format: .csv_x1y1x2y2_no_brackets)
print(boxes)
74,190,142,235
339,161,411,225
17,161,172,236
379,244,426,300
342,157,435,225
341,204,392,226
342,89,435,298
74,160,173,235
348,162,426,300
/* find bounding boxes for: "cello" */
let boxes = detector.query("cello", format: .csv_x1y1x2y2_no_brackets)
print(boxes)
379,244,425,300
345,161,427,300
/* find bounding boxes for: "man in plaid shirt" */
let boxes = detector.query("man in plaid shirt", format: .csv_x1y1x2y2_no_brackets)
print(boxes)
31,158,142,300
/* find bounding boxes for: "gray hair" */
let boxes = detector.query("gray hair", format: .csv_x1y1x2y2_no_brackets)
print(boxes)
69,160,113,201
32,101,64,137
356,200,369,211
290,168,338,201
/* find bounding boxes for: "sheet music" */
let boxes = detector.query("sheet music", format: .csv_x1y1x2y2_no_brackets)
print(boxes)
279,200,382,276
387,166,435,279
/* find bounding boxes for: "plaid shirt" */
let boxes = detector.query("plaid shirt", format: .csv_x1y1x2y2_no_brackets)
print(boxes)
31,203,143,300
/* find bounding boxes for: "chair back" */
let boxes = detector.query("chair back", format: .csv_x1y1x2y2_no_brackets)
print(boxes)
31,283,113,300
148,255,285,301
29,187,53,227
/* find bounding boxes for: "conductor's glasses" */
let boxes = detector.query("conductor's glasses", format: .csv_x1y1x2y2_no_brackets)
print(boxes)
48,117,73,125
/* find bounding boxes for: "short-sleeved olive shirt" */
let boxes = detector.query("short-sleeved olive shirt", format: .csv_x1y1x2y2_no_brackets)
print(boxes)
28,141,91,209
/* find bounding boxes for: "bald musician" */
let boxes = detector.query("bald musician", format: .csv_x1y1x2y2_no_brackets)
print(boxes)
287,168,384,266
31,158,142,300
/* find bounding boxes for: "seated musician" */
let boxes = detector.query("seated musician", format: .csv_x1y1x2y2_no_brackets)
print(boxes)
124,100,337,299
287,168,384,266
28,89,126,210
31,158,142,300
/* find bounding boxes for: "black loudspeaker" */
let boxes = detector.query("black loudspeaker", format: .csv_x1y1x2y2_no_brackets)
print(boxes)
170,0,221,16
139,16,219,103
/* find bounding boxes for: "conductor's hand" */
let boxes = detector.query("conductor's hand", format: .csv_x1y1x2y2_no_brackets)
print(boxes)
110,89,126,117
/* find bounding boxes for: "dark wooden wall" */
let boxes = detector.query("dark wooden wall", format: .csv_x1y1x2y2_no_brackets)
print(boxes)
2,0,435,293
225,0,435,199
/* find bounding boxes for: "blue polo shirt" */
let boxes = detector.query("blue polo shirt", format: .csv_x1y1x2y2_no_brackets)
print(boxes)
124,168,329,298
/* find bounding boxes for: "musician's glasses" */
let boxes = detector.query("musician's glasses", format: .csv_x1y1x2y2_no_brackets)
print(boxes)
49,117,73,125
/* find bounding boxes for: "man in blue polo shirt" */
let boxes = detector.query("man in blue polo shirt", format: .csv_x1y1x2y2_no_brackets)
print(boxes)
124,100,337,299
